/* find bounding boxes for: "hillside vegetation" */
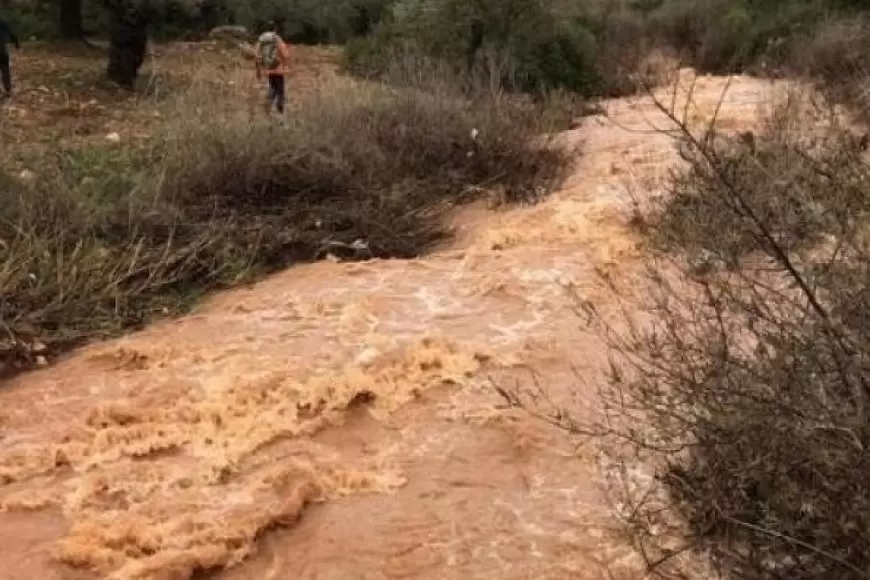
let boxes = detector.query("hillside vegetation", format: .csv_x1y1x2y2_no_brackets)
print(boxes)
5,1,870,579
0,43,572,375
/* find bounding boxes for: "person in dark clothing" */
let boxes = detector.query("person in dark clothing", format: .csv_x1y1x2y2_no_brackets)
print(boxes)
0,15,20,97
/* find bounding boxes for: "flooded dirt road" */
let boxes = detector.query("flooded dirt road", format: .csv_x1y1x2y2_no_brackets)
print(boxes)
0,72,785,580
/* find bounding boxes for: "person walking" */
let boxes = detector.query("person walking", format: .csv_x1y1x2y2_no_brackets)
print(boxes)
254,21,290,115
0,15,20,98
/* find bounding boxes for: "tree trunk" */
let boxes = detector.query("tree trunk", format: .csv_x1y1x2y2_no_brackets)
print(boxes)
60,0,84,38
467,19,485,72
351,4,372,37
106,1,149,89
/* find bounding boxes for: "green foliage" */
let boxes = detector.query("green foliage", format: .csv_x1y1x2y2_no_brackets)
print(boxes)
3,0,63,39
1,0,106,39
2,0,391,43
345,0,603,95
220,0,390,43
644,0,860,72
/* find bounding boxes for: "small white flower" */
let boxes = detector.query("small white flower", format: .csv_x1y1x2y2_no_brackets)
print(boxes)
470,128,479,140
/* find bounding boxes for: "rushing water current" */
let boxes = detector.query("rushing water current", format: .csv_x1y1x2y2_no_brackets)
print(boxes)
0,71,785,580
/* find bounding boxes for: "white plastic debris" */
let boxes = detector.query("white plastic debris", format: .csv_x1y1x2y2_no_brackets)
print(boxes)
355,348,380,368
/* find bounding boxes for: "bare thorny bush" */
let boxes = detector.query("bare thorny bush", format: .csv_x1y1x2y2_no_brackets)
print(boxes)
499,81,870,578
607,87,870,578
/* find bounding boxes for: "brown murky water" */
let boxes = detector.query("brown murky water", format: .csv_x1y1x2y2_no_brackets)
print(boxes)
0,72,786,580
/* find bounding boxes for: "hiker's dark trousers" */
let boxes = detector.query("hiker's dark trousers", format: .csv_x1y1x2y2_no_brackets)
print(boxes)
267,74,285,113
0,52,10,93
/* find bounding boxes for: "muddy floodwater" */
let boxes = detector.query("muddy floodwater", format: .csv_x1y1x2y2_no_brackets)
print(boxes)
0,72,785,580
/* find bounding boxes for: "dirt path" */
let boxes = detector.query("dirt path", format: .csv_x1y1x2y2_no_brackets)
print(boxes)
0,72,785,580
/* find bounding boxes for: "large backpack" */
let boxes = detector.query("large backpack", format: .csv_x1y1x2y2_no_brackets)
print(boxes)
258,32,281,70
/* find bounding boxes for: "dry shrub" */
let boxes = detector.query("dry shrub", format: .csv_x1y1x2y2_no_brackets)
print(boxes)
791,16,870,125
593,95,870,579
792,17,870,80
0,69,572,377
648,100,870,270
573,0,670,97
603,0,870,80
